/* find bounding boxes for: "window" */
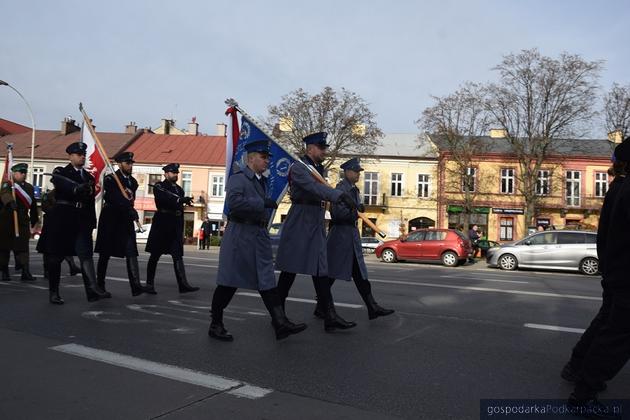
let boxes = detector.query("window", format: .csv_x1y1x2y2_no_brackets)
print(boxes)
417,174,430,198
31,166,44,188
557,232,584,244
424,231,447,241
462,167,476,192
595,172,608,198
500,168,515,194
211,175,225,197
406,231,425,242
390,173,403,197
499,218,514,241
363,172,379,205
528,232,557,245
148,174,162,194
536,170,550,196
181,171,192,196
566,171,581,206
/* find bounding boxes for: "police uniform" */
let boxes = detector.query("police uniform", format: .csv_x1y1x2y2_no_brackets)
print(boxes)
326,158,394,320
145,163,199,293
38,142,109,304
209,140,307,341
0,163,39,281
94,152,145,296
275,132,357,331
568,139,630,411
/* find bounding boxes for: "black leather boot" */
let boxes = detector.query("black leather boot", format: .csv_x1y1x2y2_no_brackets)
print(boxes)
364,293,395,320
208,309,233,341
269,305,307,340
324,302,357,332
96,255,111,296
313,300,325,319
66,256,81,276
145,254,158,294
126,257,145,296
47,258,64,305
174,258,199,293
80,259,111,302
20,266,35,281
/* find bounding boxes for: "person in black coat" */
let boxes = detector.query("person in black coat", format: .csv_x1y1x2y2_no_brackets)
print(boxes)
38,142,109,304
566,139,630,415
144,163,199,294
94,152,146,296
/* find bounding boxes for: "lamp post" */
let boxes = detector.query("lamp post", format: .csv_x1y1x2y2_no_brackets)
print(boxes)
0,80,36,174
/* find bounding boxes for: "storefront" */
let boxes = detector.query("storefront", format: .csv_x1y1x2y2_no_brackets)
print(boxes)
447,205,490,236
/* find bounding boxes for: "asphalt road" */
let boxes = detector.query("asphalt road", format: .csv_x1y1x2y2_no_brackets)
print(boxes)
1,246,628,419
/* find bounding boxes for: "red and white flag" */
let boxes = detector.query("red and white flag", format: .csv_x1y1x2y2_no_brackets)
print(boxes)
81,119,107,199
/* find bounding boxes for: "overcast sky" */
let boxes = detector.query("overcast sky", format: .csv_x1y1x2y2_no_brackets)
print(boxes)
1,0,629,136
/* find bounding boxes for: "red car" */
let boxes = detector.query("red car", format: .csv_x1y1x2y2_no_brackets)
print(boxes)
375,228,473,267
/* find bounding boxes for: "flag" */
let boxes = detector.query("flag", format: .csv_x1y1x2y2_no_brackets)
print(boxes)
222,107,295,221
81,120,107,199
2,144,32,208
1,146,12,185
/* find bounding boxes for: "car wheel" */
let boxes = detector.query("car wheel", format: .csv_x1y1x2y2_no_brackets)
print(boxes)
381,248,397,263
441,251,458,267
498,254,518,271
579,257,599,276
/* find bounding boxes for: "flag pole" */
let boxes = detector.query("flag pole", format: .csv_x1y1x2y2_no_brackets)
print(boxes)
225,99,387,239
5,144,20,238
78,103,144,232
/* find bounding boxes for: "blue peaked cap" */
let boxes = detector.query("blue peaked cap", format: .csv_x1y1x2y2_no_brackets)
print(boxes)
303,132,329,147
244,139,272,155
340,157,364,172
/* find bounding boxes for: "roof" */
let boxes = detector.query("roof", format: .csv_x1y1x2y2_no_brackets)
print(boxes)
0,129,140,160
0,118,30,136
124,132,226,166
428,134,617,159
373,133,438,158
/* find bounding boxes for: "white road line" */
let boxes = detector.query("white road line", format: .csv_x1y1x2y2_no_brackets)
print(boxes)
439,275,528,284
0,281,49,290
236,292,363,308
50,343,272,399
524,323,585,334
369,278,601,301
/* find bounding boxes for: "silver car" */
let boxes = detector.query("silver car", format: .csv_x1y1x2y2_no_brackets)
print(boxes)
486,230,599,275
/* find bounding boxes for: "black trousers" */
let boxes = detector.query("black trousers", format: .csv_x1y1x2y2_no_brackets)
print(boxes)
569,289,613,366
574,290,630,398
277,272,332,306
211,285,280,318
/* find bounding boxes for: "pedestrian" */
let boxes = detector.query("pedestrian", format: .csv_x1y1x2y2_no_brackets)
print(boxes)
565,139,630,415
200,216,211,250
94,152,147,296
198,227,205,250
275,132,358,332
323,158,394,320
38,142,110,304
468,224,480,262
209,139,307,341
0,163,39,282
145,163,199,294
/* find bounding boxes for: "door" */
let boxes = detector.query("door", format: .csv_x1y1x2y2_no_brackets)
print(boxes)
519,232,559,266
420,230,448,259
555,232,587,269
397,231,425,259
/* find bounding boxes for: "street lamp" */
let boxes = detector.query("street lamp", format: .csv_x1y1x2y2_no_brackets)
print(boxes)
0,80,36,175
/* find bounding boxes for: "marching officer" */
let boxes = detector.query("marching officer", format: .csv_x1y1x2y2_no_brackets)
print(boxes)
0,163,39,281
94,152,146,296
209,139,307,341
275,132,358,332
145,163,199,294
323,158,394,320
38,142,109,304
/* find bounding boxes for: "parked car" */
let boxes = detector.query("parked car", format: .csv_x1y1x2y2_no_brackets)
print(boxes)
361,237,383,253
135,224,151,244
375,228,473,267
486,230,599,275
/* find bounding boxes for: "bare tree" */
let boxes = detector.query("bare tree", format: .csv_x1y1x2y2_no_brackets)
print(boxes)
419,82,493,233
265,87,382,168
604,83,630,139
486,49,603,229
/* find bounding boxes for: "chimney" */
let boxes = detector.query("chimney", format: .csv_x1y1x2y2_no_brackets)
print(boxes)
125,121,137,134
188,117,199,136
161,118,174,135
60,117,81,135
216,123,227,136
608,129,623,144
490,128,508,138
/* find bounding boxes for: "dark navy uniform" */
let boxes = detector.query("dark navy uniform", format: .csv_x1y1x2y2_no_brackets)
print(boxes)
209,140,306,341
326,158,394,320
38,142,109,304
144,163,198,294
95,152,145,296
0,163,38,281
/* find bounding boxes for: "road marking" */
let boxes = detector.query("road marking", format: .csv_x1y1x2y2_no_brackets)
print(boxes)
439,275,528,284
0,281,49,290
50,343,272,399
236,292,363,308
369,279,601,301
524,323,585,334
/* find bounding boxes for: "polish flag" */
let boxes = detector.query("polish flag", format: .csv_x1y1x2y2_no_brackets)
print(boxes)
81,120,107,199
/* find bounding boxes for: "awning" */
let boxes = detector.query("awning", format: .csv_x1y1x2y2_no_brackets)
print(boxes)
447,205,490,214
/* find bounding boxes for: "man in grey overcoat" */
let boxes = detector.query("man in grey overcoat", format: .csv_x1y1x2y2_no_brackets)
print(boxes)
275,132,358,332
323,157,394,320
209,139,307,341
